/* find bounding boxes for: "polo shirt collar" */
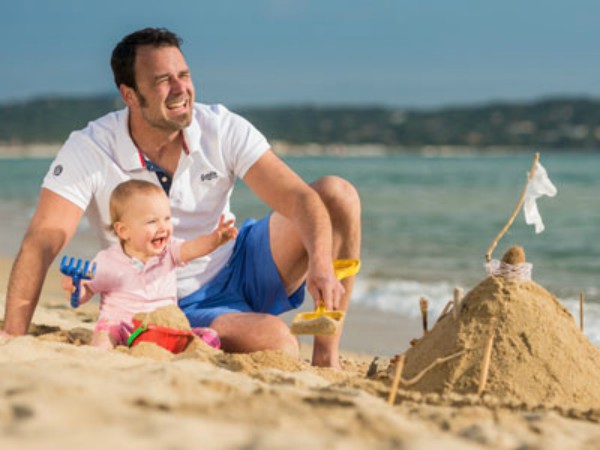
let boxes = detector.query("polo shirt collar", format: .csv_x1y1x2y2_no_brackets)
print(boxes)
113,108,140,172
113,106,202,172
183,108,201,154
108,242,168,271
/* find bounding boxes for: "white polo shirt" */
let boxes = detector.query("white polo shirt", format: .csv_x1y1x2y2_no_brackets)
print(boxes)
43,103,270,298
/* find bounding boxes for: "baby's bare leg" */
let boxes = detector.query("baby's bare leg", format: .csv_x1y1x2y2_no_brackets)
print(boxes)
91,330,115,350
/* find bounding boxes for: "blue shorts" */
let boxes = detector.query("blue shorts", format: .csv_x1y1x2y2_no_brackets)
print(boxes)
179,215,306,327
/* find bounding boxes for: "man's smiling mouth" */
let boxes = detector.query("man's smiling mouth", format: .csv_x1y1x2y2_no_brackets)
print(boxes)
166,99,188,110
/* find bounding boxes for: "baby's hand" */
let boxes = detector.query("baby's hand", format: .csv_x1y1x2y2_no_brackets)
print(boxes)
214,214,238,247
60,276,91,304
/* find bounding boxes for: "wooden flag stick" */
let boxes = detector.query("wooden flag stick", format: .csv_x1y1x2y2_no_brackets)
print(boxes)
485,152,540,262
387,354,406,405
580,292,585,331
419,297,429,335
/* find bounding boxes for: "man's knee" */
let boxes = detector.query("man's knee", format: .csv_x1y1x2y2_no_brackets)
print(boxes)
311,176,360,217
268,317,300,357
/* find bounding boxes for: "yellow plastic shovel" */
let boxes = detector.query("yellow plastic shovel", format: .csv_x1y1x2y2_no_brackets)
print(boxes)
290,259,361,335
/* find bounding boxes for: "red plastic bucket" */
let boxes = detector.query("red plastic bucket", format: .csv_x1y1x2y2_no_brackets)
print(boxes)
128,319,194,354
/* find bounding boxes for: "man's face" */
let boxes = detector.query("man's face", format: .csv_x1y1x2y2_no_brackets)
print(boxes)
130,45,195,132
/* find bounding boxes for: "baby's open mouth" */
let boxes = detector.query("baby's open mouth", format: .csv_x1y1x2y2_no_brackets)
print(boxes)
151,237,166,248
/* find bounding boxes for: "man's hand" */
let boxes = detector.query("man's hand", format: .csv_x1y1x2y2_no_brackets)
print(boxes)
306,263,345,311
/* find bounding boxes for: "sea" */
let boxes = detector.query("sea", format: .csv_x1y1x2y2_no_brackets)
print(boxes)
1,151,599,343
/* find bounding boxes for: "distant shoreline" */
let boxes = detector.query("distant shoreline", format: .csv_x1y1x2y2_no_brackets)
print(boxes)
0,144,62,159
2,142,590,159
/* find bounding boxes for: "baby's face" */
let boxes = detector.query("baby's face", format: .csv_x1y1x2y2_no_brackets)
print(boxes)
116,191,172,262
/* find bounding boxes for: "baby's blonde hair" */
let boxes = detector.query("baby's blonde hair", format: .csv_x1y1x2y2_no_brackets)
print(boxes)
109,180,166,233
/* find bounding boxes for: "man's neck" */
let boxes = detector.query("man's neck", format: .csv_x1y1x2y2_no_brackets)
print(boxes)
128,118,184,177
130,126,181,155
129,117,182,161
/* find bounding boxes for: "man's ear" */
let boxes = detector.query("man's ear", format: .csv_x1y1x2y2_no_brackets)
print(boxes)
119,85,137,108
113,221,129,241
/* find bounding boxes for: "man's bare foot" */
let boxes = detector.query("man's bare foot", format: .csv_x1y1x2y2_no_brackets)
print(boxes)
312,348,342,369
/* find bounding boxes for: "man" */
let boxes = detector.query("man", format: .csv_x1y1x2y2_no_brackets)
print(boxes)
1,28,361,368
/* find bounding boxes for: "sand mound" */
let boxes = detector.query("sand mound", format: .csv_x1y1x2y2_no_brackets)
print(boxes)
399,273,600,409
213,350,307,374
133,305,191,330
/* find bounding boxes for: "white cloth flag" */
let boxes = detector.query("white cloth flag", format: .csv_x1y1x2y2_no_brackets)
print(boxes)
523,161,557,234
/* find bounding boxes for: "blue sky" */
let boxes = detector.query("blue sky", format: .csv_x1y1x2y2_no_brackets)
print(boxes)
2,0,599,108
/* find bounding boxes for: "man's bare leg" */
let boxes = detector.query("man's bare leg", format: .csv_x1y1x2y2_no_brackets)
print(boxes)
211,312,300,357
270,175,361,368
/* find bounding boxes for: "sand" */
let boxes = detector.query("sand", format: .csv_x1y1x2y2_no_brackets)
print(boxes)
2,257,600,449
133,305,193,330
290,314,340,335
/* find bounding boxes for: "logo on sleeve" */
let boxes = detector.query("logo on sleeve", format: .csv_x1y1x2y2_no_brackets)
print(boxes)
53,165,63,176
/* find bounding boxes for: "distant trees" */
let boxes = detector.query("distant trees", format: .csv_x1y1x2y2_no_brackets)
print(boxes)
0,95,123,144
1,95,599,149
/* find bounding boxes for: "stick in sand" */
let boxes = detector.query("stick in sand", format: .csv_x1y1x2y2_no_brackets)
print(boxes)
580,292,585,331
452,287,464,319
402,349,466,387
419,297,429,335
435,300,454,324
485,152,540,262
477,320,496,396
387,354,406,405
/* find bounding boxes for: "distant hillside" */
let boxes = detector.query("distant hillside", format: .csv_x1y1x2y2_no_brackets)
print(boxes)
0,95,124,144
1,95,600,149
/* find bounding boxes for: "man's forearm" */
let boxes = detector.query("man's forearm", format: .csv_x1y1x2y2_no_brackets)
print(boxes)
3,188,84,335
3,238,57,335
292,189,333,267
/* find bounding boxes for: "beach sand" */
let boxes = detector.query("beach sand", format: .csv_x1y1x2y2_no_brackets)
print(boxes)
2,257,600,449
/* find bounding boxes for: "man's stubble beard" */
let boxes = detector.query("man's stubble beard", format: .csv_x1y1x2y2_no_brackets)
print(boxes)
135,90,193,132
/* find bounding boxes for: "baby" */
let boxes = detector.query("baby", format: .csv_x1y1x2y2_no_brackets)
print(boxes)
62,179,237,349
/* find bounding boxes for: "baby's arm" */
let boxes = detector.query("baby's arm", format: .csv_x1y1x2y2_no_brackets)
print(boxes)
180,214,238,263
60,276,94,304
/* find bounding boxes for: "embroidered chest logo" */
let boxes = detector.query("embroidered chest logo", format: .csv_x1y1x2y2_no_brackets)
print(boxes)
200,171,218,182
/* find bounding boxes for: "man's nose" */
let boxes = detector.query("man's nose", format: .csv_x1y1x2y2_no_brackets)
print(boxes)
170,77,185,93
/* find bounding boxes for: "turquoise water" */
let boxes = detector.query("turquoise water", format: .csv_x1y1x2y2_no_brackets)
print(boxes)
234,152,599,294
1,152,599,341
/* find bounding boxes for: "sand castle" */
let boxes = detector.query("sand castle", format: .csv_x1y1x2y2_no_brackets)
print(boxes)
386,245,600,411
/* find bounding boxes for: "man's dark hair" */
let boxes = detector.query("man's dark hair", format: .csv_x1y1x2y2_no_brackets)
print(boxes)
111,27,183,89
